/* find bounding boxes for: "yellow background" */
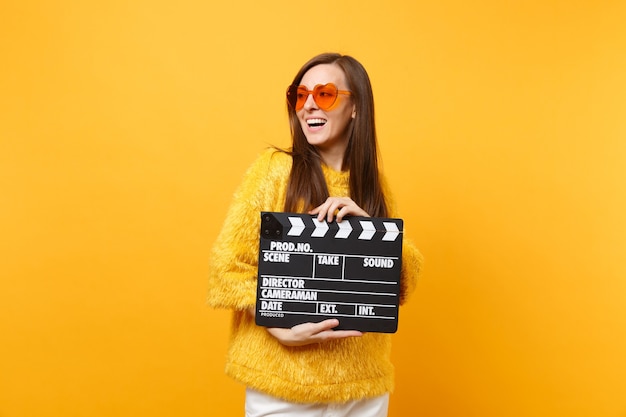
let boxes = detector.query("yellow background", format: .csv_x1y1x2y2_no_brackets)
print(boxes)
1,1,625,416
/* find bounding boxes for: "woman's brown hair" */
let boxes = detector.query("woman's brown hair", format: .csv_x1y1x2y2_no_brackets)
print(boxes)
282,53,388,218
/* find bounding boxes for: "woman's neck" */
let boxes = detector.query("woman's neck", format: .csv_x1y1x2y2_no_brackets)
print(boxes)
317,145,347,172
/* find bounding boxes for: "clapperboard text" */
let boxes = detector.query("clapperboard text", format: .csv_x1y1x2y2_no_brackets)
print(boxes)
255,212,404,333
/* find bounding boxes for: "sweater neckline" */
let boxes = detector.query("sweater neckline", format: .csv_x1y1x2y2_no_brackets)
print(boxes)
321,163,349,189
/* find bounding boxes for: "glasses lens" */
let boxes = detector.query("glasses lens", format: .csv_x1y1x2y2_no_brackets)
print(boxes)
295,86,311,110
286,85,299,109
314,84,338,110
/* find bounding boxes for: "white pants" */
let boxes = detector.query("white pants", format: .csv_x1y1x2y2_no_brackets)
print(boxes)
245,388,389,417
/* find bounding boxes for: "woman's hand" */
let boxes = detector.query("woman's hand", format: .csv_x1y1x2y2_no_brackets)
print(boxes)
246,308,362,347
266,319,363,347
309,197,369,223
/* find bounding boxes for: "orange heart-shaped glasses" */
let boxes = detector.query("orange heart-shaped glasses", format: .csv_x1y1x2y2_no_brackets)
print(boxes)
286,83,352,111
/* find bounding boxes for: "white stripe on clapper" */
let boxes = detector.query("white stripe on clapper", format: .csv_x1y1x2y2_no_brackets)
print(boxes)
311,218,329,237
287,217,305,236
358,221,376,240
382,222,400,241
335,220,353,239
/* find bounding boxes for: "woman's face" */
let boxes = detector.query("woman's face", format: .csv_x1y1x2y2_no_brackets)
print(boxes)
297,64,355,163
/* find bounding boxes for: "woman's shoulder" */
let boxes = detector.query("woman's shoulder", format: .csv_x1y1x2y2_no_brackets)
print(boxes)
247,147,292,177
234,147,292,191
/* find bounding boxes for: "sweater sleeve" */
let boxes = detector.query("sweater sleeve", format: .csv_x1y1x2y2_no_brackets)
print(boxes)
399,238,423,305
207,149,288,310
381,174,423,305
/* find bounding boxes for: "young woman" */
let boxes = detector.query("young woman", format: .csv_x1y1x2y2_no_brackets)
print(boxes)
207,53,422,417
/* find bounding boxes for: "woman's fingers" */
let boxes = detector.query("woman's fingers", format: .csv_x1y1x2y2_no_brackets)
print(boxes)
266,319,363,347
309,197,369,222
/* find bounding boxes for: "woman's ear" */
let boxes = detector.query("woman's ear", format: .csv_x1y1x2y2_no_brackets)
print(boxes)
352,105,356,119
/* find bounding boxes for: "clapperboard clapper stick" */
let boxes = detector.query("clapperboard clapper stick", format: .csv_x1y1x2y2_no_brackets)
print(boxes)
256,212,403,333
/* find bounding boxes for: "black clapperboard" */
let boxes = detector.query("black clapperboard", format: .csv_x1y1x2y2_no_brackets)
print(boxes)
255,212,403,333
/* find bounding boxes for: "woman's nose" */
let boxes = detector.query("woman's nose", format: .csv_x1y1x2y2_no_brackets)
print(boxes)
303,93,318,110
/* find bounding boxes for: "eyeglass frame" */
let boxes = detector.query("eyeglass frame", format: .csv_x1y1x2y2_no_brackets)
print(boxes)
286,83,352,111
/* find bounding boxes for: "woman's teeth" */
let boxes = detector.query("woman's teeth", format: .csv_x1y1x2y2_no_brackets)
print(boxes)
307,118,327,127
